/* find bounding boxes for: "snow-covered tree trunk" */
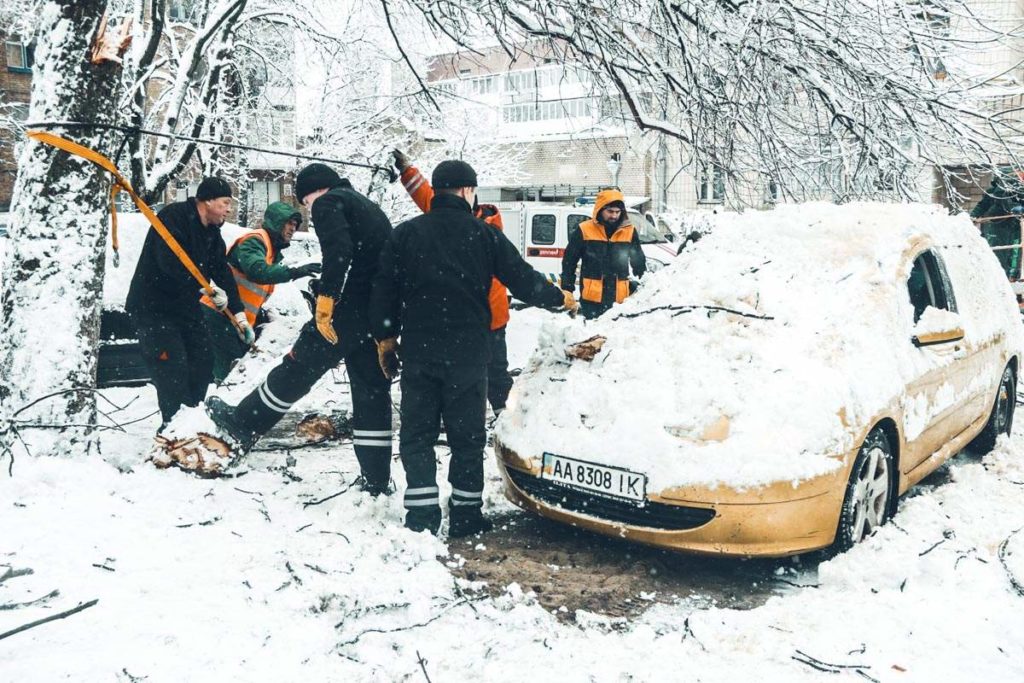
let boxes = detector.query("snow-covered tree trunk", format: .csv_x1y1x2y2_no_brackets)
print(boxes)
0,0,121,458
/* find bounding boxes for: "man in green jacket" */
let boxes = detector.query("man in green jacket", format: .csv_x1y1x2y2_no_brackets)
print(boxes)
202,201,322,381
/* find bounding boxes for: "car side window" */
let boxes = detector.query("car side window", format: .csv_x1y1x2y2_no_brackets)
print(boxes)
907,250,957,323
531,214,556,245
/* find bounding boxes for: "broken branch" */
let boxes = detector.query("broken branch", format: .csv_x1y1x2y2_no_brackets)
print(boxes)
0,599,99,642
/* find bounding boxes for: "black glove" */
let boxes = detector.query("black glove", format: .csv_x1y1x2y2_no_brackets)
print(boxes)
290,262,322,279
392,149,410,172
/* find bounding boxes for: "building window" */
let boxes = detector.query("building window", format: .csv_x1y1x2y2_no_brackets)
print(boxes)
698,165,725,203
5,41,32,72
168,0,200,24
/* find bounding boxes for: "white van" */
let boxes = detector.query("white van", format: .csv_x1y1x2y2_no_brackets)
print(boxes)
492,202,679,285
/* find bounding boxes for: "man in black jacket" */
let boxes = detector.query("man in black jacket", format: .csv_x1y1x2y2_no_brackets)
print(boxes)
371,159,578,537
207,164,395,495
126,177,251,428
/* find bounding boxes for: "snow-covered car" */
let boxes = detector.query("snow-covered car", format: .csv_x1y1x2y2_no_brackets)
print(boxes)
494,202,1024,557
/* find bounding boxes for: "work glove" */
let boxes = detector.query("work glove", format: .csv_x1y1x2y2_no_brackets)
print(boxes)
290,262,322,279
562,289,580,318
377,337,401,379
392,149,410,172
234,312,255,345
315,294,338,345
629,278,641,295
207,283,229,311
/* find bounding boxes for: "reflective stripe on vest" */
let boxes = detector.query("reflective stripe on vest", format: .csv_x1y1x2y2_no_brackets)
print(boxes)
201,229,276,325
578,220,634,304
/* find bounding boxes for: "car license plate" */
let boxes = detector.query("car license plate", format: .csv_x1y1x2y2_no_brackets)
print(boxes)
541,452,647,504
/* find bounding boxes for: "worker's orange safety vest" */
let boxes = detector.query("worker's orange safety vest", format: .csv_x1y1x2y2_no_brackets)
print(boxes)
201,229,276,326
579,220,635,304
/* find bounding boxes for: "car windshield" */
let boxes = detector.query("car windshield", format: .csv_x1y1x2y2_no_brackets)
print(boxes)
629,211,670,244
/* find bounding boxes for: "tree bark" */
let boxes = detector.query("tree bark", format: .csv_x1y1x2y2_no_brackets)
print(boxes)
0,0,121,457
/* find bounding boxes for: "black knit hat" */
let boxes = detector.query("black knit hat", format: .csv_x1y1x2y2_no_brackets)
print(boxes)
432,160,478,189
295,163,341,203
195,177,232,201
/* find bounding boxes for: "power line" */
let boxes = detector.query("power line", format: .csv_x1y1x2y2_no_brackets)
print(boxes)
24,120,397,181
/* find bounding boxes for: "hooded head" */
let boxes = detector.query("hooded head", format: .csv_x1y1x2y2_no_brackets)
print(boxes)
262,201,302,246
593,188,627,229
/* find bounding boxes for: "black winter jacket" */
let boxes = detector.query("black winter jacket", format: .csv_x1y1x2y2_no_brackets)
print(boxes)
310,180,393,334
126,199,242,319
370,193,565,366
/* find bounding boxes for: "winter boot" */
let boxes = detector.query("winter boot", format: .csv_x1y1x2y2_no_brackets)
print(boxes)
448,507,494,538
405,508,442,535
206,396,258,456
353,474,394,498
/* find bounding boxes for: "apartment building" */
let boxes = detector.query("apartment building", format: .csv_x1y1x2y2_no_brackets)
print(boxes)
0,31,32,211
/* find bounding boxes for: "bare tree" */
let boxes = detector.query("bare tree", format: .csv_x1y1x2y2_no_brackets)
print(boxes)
392,0,1024,202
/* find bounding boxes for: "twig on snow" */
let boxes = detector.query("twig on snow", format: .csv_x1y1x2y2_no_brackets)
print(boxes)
0,589,60,611
303,485,350,508
791,649,871,674
336,598,474,647
0,566,33,584
682,617,706,651
0,599,99,642
998,528,1024,598
416,651,432,683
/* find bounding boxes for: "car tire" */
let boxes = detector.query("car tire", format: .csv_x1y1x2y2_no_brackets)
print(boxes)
968,364,1016,454
834,429,896,552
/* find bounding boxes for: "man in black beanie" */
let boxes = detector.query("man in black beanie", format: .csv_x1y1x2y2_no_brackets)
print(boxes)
371,159,578,537
206,163,396,495
127,177,252,429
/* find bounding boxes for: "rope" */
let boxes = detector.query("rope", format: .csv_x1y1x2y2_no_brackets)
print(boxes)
24,120,398,182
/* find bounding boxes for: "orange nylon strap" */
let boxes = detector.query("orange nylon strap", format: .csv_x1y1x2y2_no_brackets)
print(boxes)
109,183,121,267
26,130,243,335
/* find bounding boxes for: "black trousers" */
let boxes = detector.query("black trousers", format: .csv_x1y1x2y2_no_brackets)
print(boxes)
232,319,393,486
399,361,487,514
486,327,513,413
202,305,248,383
132,311,213,427
580,300,614,319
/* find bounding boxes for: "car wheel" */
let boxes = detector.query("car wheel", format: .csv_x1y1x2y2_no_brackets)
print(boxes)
968,364,1016,454
835,429,896,552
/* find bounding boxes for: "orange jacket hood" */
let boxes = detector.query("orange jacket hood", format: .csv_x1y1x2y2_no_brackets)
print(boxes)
592,189,627,220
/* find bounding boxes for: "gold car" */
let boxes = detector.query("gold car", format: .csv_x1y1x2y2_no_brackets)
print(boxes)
495,204,1023,557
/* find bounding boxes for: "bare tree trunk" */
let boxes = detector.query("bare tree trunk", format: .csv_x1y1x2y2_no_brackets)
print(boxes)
0,0,121,457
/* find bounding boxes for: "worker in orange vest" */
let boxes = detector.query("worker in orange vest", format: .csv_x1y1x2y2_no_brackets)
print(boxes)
201,201,321,381
392,149,514,416
561,188,646,319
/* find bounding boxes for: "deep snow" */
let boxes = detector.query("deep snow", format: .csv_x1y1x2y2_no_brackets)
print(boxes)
2,308,1024,682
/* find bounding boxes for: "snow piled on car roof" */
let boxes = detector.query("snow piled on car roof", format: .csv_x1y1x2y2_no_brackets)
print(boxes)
497,202,1024,490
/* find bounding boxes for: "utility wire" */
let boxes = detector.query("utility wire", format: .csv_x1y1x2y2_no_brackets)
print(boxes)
24,120,397,181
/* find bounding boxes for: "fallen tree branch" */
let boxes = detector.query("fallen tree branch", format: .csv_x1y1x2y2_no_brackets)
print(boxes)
0,567,33,584
613,304,775,321
791,649,871,674
303,486,351,509
0,599,99,642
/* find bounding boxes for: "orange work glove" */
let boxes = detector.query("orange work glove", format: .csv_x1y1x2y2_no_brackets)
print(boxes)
315,295,338,345
562,289,580,318
377,337,400,379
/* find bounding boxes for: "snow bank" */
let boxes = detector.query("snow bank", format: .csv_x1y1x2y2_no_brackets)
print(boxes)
497,202,1024,489
2,398,1023,681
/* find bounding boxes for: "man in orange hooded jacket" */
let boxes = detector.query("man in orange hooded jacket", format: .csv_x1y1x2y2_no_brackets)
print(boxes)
392,150,515,416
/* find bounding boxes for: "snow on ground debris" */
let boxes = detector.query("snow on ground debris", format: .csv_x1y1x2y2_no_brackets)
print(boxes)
2,288,1024,680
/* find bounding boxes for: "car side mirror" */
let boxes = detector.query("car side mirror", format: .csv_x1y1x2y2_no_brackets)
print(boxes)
911,307,964,347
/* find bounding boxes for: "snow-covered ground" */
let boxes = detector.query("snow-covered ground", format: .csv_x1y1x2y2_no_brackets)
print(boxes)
2,308,1024,682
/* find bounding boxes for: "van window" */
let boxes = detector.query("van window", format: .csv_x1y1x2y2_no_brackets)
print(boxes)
907,250,957,322
568,214,588,237
532,214,556,245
